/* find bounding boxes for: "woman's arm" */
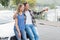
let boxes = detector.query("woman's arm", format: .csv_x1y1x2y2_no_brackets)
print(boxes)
13,11,17,19
15,17,21,38
13,11,20,33
15,18,20,33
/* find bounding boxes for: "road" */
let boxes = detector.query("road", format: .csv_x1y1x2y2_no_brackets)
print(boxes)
36,20,60,40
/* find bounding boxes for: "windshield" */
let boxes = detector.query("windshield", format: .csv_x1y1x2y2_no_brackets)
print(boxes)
0,10,14,24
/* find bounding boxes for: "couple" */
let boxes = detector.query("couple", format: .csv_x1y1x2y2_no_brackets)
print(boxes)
13,2,47,40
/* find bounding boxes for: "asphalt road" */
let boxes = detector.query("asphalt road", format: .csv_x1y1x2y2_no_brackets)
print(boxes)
37,24,60,40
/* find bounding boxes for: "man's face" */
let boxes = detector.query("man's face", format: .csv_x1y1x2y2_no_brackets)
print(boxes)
25,4,29,9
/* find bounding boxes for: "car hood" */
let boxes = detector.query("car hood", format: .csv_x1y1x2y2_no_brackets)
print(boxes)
0,21,15,37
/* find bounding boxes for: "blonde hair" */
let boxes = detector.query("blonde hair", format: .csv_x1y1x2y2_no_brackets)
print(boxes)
13,3,23,19
17,3,23,14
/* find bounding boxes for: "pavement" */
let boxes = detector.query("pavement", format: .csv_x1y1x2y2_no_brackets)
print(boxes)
36,20,60,40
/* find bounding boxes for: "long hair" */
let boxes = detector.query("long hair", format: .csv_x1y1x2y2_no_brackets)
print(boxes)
13,4,23,19
16,3,23,14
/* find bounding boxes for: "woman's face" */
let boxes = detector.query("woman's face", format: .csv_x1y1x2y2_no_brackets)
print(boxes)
20,5,24,11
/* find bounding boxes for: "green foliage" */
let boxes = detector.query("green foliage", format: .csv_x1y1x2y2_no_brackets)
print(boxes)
0,0,9,6
49,4,56,9
12,0,26,5
12,0,36,7
26,0,36,7
13,0,20,5
0,0,36,8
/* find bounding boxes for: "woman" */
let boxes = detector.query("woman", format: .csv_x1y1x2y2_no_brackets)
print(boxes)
13,4,27,40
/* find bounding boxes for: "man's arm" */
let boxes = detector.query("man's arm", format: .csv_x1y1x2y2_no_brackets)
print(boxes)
33,8,48,15
37,10,46,15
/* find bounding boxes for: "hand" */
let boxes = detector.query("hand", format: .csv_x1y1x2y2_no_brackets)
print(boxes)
18,32,21,38
44,8,48,11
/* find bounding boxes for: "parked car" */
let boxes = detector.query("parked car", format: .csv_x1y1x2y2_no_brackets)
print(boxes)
0,10,15,40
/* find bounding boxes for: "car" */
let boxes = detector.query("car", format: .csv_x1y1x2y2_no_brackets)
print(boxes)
0,10,15,40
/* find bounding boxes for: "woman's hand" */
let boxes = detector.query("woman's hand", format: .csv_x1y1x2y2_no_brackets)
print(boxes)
18,32,21,38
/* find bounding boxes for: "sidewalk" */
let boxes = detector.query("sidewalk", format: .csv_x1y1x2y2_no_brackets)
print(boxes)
36,19,60,27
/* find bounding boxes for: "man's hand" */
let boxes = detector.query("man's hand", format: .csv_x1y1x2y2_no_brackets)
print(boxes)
44,8,48,11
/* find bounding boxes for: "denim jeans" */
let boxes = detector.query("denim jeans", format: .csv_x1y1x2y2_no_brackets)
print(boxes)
14,29,27,40
25,24,39,40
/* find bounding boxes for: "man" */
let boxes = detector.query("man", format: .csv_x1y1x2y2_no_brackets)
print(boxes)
23,2,47,40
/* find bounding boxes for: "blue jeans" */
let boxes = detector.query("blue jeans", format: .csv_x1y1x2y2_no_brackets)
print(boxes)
25,24,39,40
14,29,27,40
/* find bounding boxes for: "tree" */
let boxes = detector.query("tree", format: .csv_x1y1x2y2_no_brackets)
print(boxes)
26,0,36,7
12,0,26,5
10,0,36,7
0,0,9,6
